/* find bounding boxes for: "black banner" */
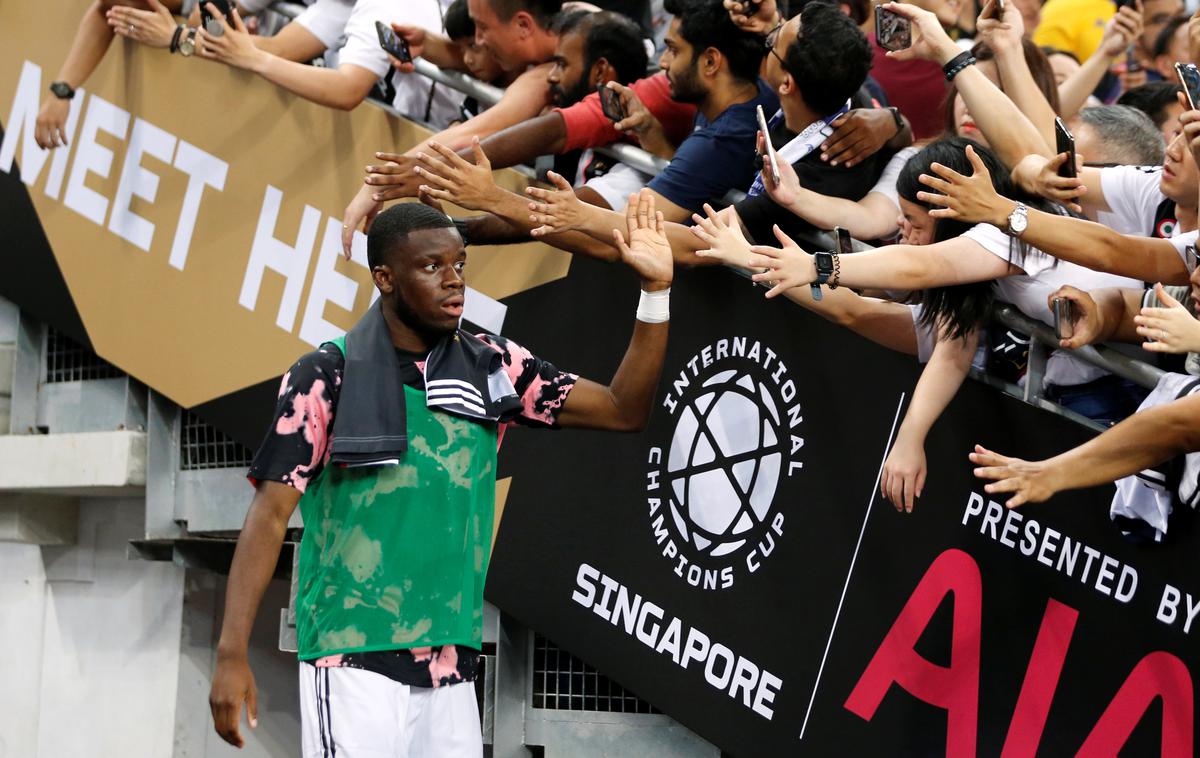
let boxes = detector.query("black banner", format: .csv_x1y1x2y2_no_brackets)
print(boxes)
489,256,1198,756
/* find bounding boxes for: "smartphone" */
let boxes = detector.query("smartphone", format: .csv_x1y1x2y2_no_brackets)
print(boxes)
598,84,625,122
756,104,781,185
200,0,235,35
1053,297,1074,341
376,20,412,63
1115,0,1136,9
875,6,912,53
1176,62,1200,109
835,226,853,257
1125,47,1142,74
1055,117,1076,179
982,0,1005,20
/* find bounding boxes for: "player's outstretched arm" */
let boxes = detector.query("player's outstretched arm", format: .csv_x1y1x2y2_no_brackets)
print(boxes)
209,481,300,748
969,392,1200,508
556,190,672,433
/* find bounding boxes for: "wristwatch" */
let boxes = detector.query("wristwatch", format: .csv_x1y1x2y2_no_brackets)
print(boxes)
49,81,75,100
1006,202,1029,237
811,251,837,301
179,27,198,57
887,106,903,138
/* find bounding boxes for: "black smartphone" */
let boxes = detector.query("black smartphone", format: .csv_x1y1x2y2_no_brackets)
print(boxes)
376,20,412,63
1055,117,1076,179
201,0,235,34
982,0,1005,20
875,6,912,53
1125,47,1142,74
599,84,625,122
1176,62,1200,109
1114,0,1136,9
835,227,853,256
1053,297,1074,341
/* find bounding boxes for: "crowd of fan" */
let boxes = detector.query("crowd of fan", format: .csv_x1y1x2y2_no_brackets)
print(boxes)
36,0,1200,517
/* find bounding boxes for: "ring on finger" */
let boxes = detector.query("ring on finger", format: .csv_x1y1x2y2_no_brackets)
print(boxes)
129,23,135,33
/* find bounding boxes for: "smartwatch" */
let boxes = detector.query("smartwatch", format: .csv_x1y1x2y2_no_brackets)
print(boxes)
887,106,903,138
811,251,836,302
49,81,75,100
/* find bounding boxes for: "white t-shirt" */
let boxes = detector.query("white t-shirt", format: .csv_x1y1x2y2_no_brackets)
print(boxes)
295,0,354,49
870,145,919,211
961,223,1143,387
1097,165,1174,238
337,0,464,127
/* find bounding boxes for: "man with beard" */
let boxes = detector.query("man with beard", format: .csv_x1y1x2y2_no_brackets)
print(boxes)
345,0,772,255
209,195,674,756
340,8,646,248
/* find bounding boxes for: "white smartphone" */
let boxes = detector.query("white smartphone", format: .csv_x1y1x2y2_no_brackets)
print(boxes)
756,104,781,185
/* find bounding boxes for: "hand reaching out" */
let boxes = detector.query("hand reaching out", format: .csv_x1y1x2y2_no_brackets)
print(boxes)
747,224,817,298
1098,3,1144,59
35,97,71,149
821,109,900,168
1011,153,1086,211
364,152,423,202
341,184,383,259
389,24,426,73
916,144,1012,226
759,131,803,207
525,171,594,236
412,137,503,211
879,2,962,66
615,190,674,288
1135,283,1200,353
691,204,755,268
969,444,1058,508
197,5,265,71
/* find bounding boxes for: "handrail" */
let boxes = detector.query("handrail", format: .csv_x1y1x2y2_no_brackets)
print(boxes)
260,4,1168,420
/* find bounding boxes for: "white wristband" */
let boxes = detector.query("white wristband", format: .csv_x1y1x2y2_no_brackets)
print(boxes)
636,287,670,323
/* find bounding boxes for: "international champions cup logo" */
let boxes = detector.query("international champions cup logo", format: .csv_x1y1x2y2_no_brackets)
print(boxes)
646,338,804,591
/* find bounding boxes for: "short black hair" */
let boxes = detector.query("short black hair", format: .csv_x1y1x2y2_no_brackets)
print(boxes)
366,203,457,269
1118,80,1184,128
445,0,475,40
1152,14,1189,58
662,0,765,84
488,0,563,27
783,2,872,116
554,10,648,85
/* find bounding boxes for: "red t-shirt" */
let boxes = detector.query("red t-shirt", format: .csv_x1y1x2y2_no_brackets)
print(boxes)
555,73,699,153
869,38,948,140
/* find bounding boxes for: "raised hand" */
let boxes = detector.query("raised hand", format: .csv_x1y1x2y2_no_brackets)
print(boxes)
759,131,802,207
615,190,673,288
1046,285,1103,349
722,0,779,34
880,2,962,66
389,24,426,73
690,204,755,268
413,137,503,211
974,0,1024,55
525,171,592,236
917,144,1012,226
107,0,178,48
1098,3,1144,58
747,224,817,298
364,152,424,202
1135,283,1200,353
969,444,1057,508
1011,153,1086,211
197,5,264,71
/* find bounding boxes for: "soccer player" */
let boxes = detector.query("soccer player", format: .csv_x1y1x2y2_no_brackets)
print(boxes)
208,193,673,756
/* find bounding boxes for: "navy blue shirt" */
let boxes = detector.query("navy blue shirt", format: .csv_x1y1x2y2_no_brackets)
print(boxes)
647,79,779,211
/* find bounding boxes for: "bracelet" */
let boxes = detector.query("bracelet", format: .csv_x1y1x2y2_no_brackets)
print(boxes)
636,287,670,323
945,50,974,81
942,51,976,82
452,218,473,246
828,253,841,290
170,24,185,53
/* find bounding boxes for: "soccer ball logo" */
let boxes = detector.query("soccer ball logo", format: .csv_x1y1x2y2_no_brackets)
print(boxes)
665,369,786,558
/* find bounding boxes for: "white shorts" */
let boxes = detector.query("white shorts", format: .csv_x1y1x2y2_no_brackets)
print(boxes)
299,663,483,758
